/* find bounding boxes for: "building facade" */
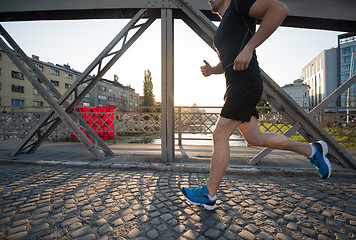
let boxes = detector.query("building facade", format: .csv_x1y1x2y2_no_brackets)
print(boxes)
78,78,140,108
0,50,76,111
301,33,356,109
0,49,140,111
338,33,356,107
282,79,310,107
301,48,338,108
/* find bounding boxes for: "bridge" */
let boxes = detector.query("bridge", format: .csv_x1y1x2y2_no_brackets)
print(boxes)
0,0,355,168
0,0,355,32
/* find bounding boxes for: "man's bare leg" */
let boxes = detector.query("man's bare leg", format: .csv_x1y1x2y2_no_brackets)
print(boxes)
206,116,241,197
181,116,330,210
239,116,331,179
206,115,313,197
239,116,312,157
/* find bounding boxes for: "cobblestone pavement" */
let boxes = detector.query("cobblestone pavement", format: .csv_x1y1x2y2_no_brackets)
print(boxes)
0,164,356,240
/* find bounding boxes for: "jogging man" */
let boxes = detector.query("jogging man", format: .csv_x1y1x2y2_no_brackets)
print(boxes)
181,0,332,211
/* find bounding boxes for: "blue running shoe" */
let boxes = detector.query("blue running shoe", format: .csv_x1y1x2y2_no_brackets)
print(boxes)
309,141,332,179
181,184,216,210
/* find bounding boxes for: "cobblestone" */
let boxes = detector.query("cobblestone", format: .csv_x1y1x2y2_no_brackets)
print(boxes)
0,163,356,239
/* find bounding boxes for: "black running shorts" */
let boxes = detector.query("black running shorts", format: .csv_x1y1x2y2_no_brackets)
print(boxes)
220,65,263,122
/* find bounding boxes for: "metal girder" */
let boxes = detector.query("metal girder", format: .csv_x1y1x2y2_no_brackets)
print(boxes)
172,0,356,169
2,9,157,160
0,26,110,161
249,73,356,166
0,0,355,32
161,9,175,162
258,71,356,169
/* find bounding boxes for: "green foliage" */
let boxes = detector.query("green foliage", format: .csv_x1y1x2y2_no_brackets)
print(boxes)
114,74,119,82
259,122,356,149
256,97,270,113
143,70,155,106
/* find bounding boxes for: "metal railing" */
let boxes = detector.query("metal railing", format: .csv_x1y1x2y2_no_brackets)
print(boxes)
1,106,355,147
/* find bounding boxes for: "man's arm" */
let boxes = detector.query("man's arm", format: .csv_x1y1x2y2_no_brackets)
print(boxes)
233,0,289,71
201,60,224,77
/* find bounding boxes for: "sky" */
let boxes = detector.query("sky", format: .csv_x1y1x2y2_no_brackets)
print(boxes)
1,19,344,107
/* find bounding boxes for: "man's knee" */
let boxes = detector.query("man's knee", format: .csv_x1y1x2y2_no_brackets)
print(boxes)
212,128,229,143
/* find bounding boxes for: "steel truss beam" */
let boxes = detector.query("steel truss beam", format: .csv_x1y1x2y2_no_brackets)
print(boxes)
1,9,157,160
249,73,356,168
172,0,356,169
0,26,111,160
0,0,355,32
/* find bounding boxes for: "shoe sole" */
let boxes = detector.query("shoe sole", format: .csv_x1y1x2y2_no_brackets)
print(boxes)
181,189,216,211
318,141,332,179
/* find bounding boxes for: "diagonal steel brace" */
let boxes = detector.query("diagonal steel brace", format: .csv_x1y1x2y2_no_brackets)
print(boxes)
1,9,156,160
249,73,356,167
0,24,115,158
0,33,109,160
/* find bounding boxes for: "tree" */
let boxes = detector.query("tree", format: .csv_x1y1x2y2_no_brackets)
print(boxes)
257,97,269,107
257,96,270,113
143,70,155,106
114,74,119,83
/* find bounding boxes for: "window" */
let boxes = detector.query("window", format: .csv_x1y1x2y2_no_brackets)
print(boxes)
83,102,91,107
34,88,39,95
51,80,59,87
85,93,90,98
12,85,24,93
35,64,43,72
98,95,107,100
65,83,72,89
50,68,60,76
65,73,73,79
342,56,351,63
12,71,24,80
296,92,301,98
342,47,351,54
341,65,350,73
98,85,107,91
33,101,43,107
12,99,24,106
